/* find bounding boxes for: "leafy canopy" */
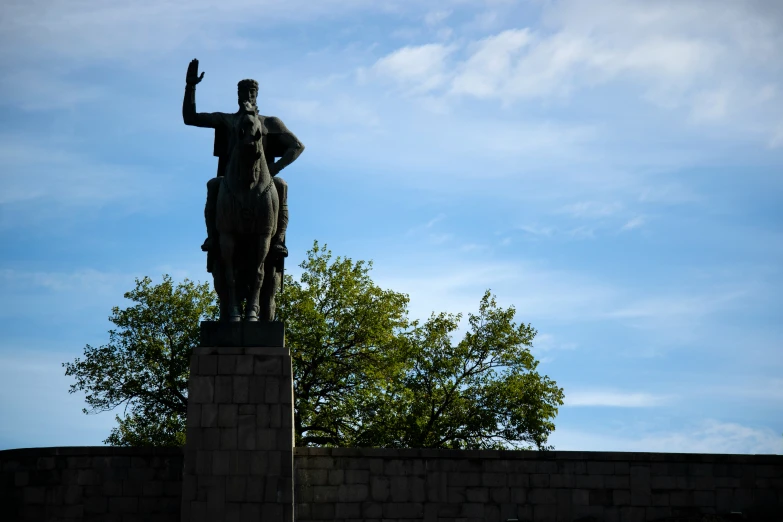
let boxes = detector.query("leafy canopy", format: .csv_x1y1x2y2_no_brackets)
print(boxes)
63,275,218,446
65,242,564,449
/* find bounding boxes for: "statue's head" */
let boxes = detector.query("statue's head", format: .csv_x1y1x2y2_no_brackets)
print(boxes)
237,79,259,109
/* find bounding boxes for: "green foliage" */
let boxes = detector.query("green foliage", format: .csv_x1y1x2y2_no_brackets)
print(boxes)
63,275,218,446
278,241,412,446
280,242,564,450
65,243,564,450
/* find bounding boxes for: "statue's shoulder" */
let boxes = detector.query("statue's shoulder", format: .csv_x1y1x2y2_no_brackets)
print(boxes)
262,115,289,134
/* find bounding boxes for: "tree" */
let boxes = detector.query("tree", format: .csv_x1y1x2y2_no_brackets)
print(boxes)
65,243,564,450
63,275,218,446
352,292,563,450
281,242,564,450
279,242,412,446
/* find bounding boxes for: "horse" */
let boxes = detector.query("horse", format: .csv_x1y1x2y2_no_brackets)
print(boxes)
213,107,280,322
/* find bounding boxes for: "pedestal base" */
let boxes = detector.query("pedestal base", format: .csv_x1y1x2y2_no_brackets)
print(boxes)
200,321,284,348
181,343,294,522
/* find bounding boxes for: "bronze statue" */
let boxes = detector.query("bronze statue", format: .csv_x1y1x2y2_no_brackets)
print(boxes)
183,59,305,322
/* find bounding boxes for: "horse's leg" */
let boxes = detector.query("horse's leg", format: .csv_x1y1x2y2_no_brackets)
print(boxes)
245,233,272,322
259,252,278,321
220,233,241,322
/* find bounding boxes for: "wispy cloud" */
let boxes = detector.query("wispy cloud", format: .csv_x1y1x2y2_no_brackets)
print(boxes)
565,390,672,408
552,419,783,454
620,215,646,231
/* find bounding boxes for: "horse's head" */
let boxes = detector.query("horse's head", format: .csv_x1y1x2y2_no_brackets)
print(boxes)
236,108,264,186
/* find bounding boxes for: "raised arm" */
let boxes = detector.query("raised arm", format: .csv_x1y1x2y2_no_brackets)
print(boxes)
182,59,230,129
265,116,305,176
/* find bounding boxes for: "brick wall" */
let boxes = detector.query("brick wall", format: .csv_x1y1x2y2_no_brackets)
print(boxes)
0,446,183,522
294,448,783,522
2,446,782,521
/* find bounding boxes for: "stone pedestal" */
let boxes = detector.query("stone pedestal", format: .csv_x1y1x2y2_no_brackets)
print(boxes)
181,322,293,522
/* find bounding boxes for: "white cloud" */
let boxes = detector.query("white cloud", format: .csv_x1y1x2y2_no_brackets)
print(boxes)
450,29,533,99
424,10,452,26
620,216,646,231
559,201,623,218
370,44,455,93
365,0,783,146
565,390,672,408
689,88,731,123
552,419,783,454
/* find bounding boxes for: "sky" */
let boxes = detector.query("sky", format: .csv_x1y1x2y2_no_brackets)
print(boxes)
0,0,781,454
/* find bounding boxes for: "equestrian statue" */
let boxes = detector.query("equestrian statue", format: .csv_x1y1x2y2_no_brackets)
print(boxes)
182,59,305,322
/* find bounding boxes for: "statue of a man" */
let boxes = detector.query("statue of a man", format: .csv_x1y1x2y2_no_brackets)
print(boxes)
182,59,305,262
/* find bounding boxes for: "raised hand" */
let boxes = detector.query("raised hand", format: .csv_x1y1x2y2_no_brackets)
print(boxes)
186,59,205,86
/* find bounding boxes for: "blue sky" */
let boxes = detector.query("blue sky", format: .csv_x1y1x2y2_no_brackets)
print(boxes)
1,0,781,453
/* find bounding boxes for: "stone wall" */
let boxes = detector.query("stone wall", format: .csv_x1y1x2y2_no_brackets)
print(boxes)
2,446,782,521
294,448,783,522
0,446,183,522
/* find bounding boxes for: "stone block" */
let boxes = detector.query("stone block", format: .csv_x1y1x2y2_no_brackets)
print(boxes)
590,488,613,506
203,427,220,449
265,377,280,403
619,506,646,522
572,488,590,505
338,483,369,502
588,461,615,475
345,469,369,484
219,428,237,450
218,355,237,375
246,476,265,502
693,489,715,506
510,486,527,503
250,452,268,475
530,473,549,487
200,404,218,428
235,354,254,375
215,375,233,403
383,502,424,519
483,472,507,487
225,476,246,503
462,502,485,518
249,376,266,403
390,476,410,501
268,404,282,428
232,376,249,403
257,428,277,450
187,403,202,428
336,502,361,518
575,474,604,488
200,320,284,347
533,504,557,522
550,473,575,488
237,415,255,451
254,355,282,375
282,403,293,428
217,404,238,427
370,476,389,501
631,488,651,506
465,486,489,503
605,474,630,488
212,451,230,476
311,502,335,519
189,376,214,404
613,488,631,505
529,487,557,504
362,501,383,518
242,502,262,519
220,502,240,522
199,355,218,375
